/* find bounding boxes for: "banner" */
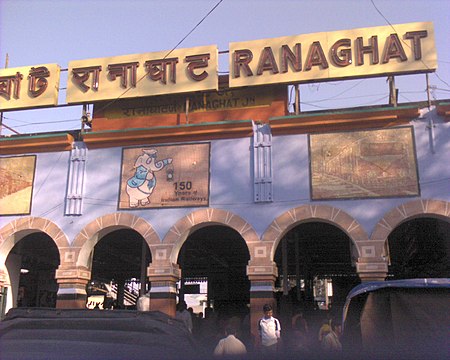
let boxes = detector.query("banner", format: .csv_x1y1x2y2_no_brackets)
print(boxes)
119,143,210,209
309,127,420,200
0,155,36,215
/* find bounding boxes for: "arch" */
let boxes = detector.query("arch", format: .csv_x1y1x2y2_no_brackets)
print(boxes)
73,213,160,269
261,204,369,262
371,199,450,253
163,208,259,264
372,199,450,240
0,217,69,264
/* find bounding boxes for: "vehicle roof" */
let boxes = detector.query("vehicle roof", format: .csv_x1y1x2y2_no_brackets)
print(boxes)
346,278,449,301
342,278,450,328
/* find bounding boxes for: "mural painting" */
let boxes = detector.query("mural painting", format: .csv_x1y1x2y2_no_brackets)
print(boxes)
119,143,210,209
309,127,420,200
0,155,36,215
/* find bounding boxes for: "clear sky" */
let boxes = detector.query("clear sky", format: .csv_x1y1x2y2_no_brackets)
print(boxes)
1,0,449,135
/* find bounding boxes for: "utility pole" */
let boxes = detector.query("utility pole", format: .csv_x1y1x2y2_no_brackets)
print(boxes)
426,73,435,154
0,54,9,136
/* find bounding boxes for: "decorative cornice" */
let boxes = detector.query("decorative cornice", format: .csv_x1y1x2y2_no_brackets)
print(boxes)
0,133,75,155
436,101,450,121
269,104,420,135
82,120,254,148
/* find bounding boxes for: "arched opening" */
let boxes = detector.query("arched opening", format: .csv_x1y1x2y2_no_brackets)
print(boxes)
274,222,359,336
6,232,60,308
89,229,151,310
387,218,450,279
177,225,251,321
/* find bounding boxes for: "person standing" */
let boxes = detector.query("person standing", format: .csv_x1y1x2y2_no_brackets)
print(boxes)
258,304,281,355
321,319,342,355
213,326,247,357
175,301,193,333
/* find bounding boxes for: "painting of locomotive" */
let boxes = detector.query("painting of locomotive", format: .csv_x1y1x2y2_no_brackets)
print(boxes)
309,127,420,200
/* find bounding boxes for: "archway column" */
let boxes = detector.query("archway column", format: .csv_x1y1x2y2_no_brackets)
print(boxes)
55,266,91,308
0,268,8,313
247,261,278,346
356,240,388,282
0,268,7,288
148,262,180,317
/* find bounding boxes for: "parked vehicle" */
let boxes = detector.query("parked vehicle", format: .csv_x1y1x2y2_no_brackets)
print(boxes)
0,308,203,360
341,278,449,360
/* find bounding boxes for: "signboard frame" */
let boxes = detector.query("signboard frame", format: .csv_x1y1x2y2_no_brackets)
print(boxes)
309,126,420,200
0,155,37,215
118,142,211,209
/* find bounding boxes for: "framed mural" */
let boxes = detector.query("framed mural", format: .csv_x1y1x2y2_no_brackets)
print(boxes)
119,143,210,209
0,155,36,215
309,126,420,200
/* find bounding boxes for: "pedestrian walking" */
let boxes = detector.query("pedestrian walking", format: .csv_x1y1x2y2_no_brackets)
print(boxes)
213,326,247,357
258,304,281,356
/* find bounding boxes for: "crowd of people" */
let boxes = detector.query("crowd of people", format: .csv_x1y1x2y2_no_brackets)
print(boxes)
175,300,343,359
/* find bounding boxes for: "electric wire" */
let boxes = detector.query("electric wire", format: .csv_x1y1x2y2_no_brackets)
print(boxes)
39,202,64,217
370,0,450,88
93,0,224,116
2,0,449,133
1,0,224,134
399,94,413,103
4,118,81,128
34,151,64,197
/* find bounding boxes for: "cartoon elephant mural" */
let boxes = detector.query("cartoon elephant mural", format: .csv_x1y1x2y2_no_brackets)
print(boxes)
126,148,172,207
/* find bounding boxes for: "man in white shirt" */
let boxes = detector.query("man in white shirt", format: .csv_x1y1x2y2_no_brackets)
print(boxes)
258,304,281,355
213,326,247,356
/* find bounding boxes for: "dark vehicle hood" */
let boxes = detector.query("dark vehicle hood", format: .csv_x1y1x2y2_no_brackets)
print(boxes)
0,308,202,360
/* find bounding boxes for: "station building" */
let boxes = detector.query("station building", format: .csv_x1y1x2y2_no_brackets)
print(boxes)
0,22,449,340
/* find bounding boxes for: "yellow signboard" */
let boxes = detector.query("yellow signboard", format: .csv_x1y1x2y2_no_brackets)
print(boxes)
66,45,218,104
0,64,60,111
0,22,439,110
229,22,436,88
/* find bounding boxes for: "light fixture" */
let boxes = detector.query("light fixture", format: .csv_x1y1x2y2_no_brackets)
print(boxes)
166,164,174,181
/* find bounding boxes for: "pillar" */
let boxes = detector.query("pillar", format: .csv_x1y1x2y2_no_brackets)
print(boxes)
247,262,278,346
148,262,180,317
0,269,8,316
55,266,91,308
356,257,388,282
116,278,126,309
356,241,389,282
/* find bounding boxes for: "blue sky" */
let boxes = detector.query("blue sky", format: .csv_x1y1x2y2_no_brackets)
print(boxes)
1,0,449,135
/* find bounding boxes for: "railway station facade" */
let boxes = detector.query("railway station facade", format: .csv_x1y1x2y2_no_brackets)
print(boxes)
0,22,449,339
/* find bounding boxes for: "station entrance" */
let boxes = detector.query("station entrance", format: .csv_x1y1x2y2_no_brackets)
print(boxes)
274,221,359,333
6,232,59,308
89,229,151,309
387,217,450,279
177,225,250,319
